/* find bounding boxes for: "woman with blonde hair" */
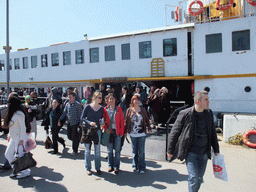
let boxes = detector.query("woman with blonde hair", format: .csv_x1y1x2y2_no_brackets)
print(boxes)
81,91,104,175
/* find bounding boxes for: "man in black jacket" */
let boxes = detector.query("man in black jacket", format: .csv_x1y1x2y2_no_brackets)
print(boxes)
167,90,219,192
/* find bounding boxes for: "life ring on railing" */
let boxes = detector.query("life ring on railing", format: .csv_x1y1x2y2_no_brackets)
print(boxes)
216,0,233,11
247,0,256,6
243,130,256,148
175,6,179,22
188,1,204,16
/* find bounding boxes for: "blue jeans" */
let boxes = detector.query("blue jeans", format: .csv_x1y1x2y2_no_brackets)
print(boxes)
107,129,122,170
130,136,146,172
186,152,208,192
84,130,101,171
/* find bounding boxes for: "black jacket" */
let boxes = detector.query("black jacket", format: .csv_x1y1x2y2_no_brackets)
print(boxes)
42,106,64,130
25,101,38,122
168,106,219,161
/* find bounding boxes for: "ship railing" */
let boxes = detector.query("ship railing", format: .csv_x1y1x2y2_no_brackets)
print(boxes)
166,0,256,25
165,104,189,161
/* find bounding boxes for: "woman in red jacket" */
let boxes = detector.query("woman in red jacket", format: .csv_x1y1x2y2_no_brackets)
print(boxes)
103,93,124,174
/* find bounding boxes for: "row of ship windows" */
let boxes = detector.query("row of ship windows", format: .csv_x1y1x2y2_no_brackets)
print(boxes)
206,29,250,53
0,29,250,70
0,38,177,70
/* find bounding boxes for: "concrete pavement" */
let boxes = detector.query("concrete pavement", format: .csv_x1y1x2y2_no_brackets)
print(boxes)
0,121,256,192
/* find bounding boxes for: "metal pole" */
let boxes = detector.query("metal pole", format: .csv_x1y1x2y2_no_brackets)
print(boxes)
6,0,10,96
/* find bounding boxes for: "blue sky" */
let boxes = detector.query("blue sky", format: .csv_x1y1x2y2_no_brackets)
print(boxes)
0,0,178,54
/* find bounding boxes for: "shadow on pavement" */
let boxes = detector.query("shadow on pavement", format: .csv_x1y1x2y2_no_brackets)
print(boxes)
15,166,65,191
96,168,187,189
1,139,67,192
0,161,67,191
120,156,162,169
18,178,68,192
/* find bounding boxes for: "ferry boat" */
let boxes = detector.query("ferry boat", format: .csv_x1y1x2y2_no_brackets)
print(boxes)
0,0,256,118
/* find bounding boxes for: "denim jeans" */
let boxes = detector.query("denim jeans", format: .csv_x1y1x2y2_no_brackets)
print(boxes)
84,130,101,171
107,129,122,170
186,152,208,192
130,136,146,172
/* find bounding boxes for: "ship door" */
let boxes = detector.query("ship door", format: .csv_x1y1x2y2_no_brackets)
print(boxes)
188,32,193,76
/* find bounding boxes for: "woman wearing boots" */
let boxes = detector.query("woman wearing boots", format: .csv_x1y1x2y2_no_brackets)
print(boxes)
43,99,65,154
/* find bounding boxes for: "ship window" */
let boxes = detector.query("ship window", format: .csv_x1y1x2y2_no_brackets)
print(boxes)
232,30,250,51
23,57,29,69
41,54,48,67
245,86,251,92
90,47,99,63
105,45,115,61
206,33,222,54
0,60,5,71
139,41,152,59
75,49,84,64
31,56,37,68
51,53,59,66
163,38,177,56
204,87,210,92
121,43,130,60
63,51,71,65
14,58,20,69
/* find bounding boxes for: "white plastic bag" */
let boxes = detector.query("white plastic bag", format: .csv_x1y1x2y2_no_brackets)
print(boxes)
212,153,228,181
25,132,36,152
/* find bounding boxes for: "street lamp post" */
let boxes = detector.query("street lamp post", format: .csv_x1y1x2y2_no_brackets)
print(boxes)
6,0,10,96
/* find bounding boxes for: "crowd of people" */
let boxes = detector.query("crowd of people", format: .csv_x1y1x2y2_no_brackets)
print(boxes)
0,85,220,192
0,84,166,177
40,84,156,176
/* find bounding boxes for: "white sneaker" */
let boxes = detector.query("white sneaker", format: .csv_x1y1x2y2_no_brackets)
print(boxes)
9,173,16,178
16,172,30,179
139,171,145,174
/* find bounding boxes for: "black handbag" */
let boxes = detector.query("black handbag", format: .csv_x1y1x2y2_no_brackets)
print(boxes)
11,146,37,174
44,136,52,149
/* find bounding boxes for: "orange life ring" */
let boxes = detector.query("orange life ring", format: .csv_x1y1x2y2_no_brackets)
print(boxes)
247,0,256,6
216,0,233,11
243,130,256,148
188,1,204,16
175,6,179,22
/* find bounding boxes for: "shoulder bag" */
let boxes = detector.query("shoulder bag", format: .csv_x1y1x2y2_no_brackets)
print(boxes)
11,145,37,174
101,108,116,146
44,135,52,149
